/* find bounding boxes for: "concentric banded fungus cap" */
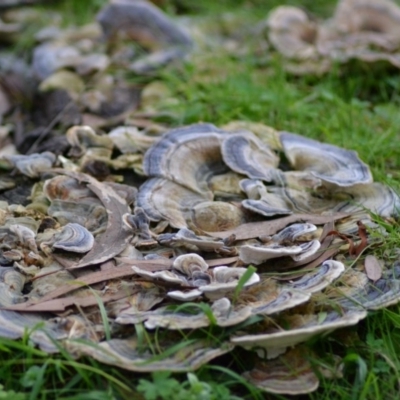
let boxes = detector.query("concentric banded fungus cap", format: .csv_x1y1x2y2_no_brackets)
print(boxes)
267,6,318,60
131,266,186,285
244,284,310,316
230,308,367,351
332,268,400,311
140,298,252,330
172,253,209,277
333,182,400,217
132,253,210,292
5,152,56,178
239,239,320,265
239,243,302,265
272,223,317,242
200,266,260,300
291,240,321,262
143,123,228,198
221,132,279,182
47,200,107,232
242,198,293,218
137,178,207,229
70,337,233,372
52,223,94,253
243,348,320,395
284,260,345,293
280,132,372,186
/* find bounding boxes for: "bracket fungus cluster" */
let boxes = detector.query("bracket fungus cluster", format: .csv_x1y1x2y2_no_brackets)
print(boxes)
0,0,399,396
0,118,398,395
267,0,400,74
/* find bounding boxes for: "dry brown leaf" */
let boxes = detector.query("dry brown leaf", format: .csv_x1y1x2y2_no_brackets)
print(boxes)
327,229,355,254
116,256,238,269
4,287,137,313
51,170,133,269
206,213,350,241
364,255,383,282
354,221,369,257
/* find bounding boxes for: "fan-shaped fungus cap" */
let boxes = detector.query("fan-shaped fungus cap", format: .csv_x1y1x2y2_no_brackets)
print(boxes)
137,178,207,229
334,182,400,217
230,309,367,351
272,223,317,243
291,240,321,262
284,260,345,293
200,266,260,300
280,132,372,187
221,132,279,182
239,243,305,265
247,286,311,316
52,223,94,253
143,123,228,198
243,348,320,395
71,337,233,372
142,298,252,330
172,253,209,276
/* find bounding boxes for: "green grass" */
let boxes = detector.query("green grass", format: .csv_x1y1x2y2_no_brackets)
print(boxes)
4,0,400,398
